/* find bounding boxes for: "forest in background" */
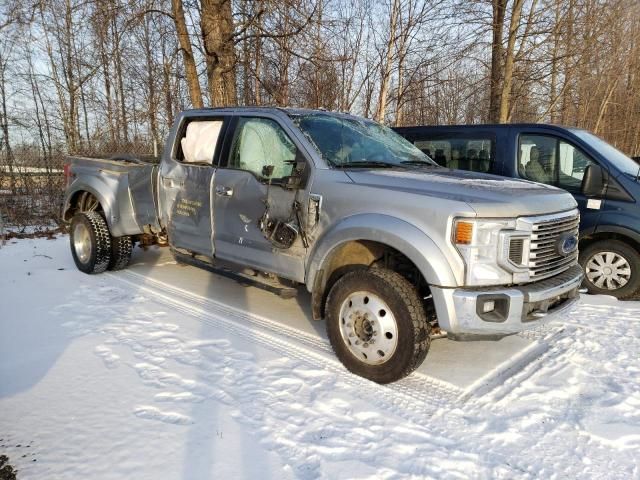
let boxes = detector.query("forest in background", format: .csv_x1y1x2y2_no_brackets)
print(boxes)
1,0,639,228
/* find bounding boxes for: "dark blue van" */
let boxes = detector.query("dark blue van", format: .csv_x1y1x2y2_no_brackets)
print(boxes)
394,124,640,299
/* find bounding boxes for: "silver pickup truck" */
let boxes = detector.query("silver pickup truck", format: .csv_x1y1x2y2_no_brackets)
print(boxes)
63,107,583,383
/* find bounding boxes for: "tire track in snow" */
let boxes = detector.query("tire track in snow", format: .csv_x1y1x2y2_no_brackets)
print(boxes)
81,280,498,478
109,269,640,478
104,270,567,477
116,268,568,413
52,276,640,478
116,269,466,405
118,268,566,406
463,300,640,479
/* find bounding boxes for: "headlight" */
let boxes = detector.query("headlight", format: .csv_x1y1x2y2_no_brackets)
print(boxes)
452,218,517,286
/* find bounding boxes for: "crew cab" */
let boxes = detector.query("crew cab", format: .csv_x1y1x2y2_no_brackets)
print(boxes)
63,108,583,383
394,124,640,299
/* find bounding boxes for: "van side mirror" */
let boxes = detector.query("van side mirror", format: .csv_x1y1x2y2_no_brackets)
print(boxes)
582,164,606,197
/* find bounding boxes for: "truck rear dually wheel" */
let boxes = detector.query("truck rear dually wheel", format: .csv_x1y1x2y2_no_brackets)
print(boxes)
70,212,112,274
108,235,133,271
325,268,431,384
580,239,640,299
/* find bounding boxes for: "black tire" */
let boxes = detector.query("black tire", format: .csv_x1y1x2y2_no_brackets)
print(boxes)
325,268,431,384
108,235,133,271
579,239,640,299
70,212,112,274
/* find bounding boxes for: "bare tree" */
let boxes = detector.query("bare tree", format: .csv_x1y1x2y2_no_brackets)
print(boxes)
171,0,204,108
201,0,237,106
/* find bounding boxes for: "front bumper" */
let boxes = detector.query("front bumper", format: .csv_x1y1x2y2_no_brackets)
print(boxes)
431,264,583,339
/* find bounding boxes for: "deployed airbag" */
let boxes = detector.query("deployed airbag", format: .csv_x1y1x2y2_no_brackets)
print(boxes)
181,120,223,164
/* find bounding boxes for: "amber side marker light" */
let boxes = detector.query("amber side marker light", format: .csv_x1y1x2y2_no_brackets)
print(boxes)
454,221,474,245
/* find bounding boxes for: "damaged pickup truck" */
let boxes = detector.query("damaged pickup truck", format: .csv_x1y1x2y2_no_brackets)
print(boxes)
63,107,583,383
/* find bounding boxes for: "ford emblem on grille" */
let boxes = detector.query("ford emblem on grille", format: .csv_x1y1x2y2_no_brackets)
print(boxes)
556,232,578,256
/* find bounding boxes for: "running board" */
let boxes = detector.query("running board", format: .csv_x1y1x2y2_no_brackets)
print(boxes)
172,251,299,299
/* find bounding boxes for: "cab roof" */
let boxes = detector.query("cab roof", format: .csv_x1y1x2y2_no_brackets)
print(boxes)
181,106,369,123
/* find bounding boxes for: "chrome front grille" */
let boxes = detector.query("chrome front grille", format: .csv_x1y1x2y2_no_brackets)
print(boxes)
527,212,580,280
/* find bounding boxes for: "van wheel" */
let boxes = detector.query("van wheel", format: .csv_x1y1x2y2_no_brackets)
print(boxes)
325,268,431,384
70,212,112,274
579,240,640,299
108,235,133,271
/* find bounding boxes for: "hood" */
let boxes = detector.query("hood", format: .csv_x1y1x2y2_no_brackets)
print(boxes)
345,168,577,217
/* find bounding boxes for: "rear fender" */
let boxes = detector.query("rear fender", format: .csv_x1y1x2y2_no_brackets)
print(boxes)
63,175,137,237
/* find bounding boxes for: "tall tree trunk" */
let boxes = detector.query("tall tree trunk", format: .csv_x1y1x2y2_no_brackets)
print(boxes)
394,21,410,127
0,53,15,192
161,40,175,126
560,0,576,125
64,0,79,151
489,0,507,123
375,0,400,123
74,30,90,147
143,17,159,147
253,34,262,105
111,13,129,144
171,0,203,108
94,0,115,144
594,77,620,134
39,3,69,153
79,81,90,146
549,0,561,123
238,0,250,105
201,0,237,107
31,78,50,162
498,0,525,123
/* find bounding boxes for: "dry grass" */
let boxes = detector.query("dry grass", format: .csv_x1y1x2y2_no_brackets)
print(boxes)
0,151,66,231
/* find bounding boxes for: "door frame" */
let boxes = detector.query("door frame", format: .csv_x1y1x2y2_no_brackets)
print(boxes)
159,115,231,256
211,113,315,282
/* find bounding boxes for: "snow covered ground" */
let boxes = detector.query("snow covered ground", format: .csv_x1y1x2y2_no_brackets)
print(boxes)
1,236,639,479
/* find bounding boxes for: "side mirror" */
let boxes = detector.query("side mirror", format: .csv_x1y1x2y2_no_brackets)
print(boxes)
282,149,307,190
582,164,606,197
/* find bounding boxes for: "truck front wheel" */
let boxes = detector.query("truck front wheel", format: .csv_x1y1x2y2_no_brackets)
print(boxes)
580,240,640,299
325,268,431,384
70,212,112,274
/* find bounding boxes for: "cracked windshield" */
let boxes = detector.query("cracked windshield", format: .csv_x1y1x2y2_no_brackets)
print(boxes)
294,113,437,168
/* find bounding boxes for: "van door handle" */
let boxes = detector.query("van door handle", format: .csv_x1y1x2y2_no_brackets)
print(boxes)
215,185,233,197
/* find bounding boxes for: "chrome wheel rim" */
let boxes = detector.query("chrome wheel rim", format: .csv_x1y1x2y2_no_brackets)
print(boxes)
585,251,631,290
338,291,398,365
73,222,92,264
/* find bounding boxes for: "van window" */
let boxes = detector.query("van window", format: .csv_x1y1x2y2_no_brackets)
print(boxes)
519,134,596,191
572,129,639,177
413,137,494,173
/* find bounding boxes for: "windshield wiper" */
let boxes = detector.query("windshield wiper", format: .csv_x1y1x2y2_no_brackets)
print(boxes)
401,160,438,167
334,161,397,169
